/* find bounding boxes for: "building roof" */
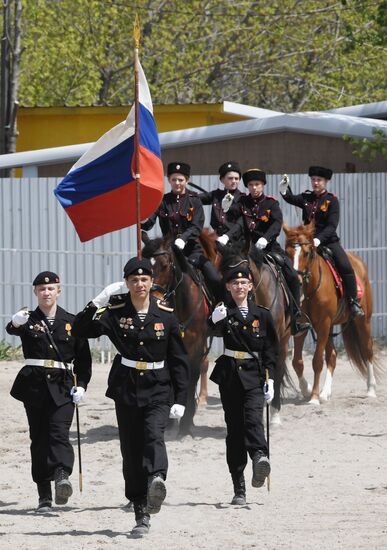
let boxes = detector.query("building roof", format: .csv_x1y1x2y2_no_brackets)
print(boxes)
323,100,387,119
1,102,386,171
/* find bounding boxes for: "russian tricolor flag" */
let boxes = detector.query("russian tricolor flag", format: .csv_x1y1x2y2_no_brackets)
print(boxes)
54,62,164,242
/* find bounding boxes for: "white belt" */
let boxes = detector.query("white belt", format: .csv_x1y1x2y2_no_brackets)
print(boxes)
224,348,254,360
121,357,164,370
25,359,68,370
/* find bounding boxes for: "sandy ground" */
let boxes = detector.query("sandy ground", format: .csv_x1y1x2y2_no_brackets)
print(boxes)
1,350,387,550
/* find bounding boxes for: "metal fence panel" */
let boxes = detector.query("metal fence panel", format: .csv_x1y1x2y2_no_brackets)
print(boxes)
0,174,386,354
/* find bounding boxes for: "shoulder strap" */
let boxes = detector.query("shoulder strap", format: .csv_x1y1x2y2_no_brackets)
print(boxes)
40,318,71,370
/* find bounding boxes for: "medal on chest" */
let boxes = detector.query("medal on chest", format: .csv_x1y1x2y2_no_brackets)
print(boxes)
252,319,260,333
154,322,165,338
119,317,134,330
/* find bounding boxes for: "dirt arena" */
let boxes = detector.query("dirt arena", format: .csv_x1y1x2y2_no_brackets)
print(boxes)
1,351,386,550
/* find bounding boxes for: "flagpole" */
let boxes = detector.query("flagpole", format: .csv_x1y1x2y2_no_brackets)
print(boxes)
133,15,142,259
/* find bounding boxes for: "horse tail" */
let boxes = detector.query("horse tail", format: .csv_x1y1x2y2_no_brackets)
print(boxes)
341,320,369,378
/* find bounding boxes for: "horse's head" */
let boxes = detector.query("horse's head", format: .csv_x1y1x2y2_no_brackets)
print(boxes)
283,222,316,281
142,237,176,300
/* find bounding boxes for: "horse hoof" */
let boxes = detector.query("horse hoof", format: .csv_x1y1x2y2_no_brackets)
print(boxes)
308,398,320,406
366,387,377,398
270,411,282,426
319,392,331,403
299,378,311,399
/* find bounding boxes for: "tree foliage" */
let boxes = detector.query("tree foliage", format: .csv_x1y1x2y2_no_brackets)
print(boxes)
10,0,387,111
344,128,387,160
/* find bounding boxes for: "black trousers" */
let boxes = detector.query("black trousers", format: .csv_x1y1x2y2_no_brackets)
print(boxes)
327,241,358,299
219,371,267,476
115,401,170,503
24,400,75,484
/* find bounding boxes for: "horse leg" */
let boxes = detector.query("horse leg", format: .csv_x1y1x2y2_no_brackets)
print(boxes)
292,331,311,399
320,337,337,402
361,317,376,397
270,335,289,426
309,323,331,405
178,356,201,438
197,357,209,406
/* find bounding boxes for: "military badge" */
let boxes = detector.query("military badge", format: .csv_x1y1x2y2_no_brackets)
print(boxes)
320,200,330,212
252,319,260,333
186,207,194,222
261,209,271,222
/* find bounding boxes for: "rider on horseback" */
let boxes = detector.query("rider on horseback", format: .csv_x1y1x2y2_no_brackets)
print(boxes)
223,168,310,336
280,166,364,318
198,161,245,247
141,161,222,303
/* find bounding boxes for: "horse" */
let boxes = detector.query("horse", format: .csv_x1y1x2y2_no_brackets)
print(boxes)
283,222,378,404
142,234,212,437
220,245,292,425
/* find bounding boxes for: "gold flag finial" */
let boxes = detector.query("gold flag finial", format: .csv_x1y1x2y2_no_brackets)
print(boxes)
133,14,141,48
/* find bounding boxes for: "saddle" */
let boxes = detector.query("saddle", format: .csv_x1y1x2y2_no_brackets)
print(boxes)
262,252,291,309
173,247,213,309
319,246,363,300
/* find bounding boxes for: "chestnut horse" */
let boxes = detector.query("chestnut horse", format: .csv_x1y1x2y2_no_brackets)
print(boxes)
220,246,292,425
284,223,377,404
142,235,211,437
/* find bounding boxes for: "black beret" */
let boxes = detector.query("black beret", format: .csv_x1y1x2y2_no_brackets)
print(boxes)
123,257,153,278
167,162,191,178
242,168,266,187
224,264,252,283
33,271,60,286
308,166,333,180
219,161,241,179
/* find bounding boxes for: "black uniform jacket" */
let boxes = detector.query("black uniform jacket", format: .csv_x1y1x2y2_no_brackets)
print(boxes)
282,188,340,245
209,300,279,390
141,191,204,254
199,188,244,236
72,295,190,408
227,194,283,251
6,306,92,407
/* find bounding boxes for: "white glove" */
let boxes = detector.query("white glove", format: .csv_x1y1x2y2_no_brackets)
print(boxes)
279,174,289,195
70,386,85,404
217,234,229,246
221,192,234,213
92,281,127,308
263,379,274,404
169,404,185,419
256,237,268,250
211,303,227,324
174,238,186,250
12,309,29,327
313,238,321,248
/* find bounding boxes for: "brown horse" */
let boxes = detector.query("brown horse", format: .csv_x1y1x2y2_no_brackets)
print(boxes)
219,246,292,425
142,235,212,436
283,222,378,404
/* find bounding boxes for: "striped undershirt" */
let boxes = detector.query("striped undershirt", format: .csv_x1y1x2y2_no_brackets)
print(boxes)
137,312,147,323
238,306,248,318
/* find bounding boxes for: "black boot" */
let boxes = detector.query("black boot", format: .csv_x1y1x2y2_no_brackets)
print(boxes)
252,452,271,488
291,310,311,336
147,475,167,515
342,274,364,318
348,297,364,318
200,258,223,303
231,472,246,505
36,481,52,513
54,467,72,505
131,500,150,537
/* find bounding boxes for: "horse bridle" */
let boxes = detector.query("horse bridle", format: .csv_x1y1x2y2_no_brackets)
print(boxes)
150,249,184,302
290,241,322,297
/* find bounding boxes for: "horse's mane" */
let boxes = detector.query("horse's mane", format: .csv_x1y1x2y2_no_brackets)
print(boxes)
199,229,218,263
284,222,315,242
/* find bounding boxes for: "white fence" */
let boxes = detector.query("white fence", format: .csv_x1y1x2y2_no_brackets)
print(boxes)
1,173,386,353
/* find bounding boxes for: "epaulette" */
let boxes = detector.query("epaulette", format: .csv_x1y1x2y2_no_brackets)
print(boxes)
188,190,199,197
265,195,278,201
303,190,313,194
157,299,174,312
326,191,337,198
107,302,126,310
95,306,107,317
